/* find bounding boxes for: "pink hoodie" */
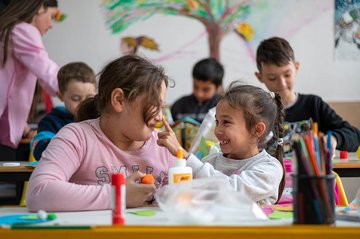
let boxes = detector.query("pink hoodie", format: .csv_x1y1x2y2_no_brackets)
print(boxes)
0,22,59,148
26,118,175,211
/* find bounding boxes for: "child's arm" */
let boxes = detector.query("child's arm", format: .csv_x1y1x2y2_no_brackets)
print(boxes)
317,98,360,152
26,129,112,211
12,23,59,95
30,114,59,160
26,125,156,211
31,131,55,161
186,153,283,204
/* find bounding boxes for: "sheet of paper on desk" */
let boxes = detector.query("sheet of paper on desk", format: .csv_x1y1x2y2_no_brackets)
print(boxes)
336,210,360,222
0,214,55,226
336,198,360,223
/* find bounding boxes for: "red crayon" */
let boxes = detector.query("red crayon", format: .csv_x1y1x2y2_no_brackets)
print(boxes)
111,173,126,225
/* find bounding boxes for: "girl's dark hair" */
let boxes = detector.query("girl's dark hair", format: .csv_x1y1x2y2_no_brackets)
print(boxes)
0,0,58,66
256,37,295,71
220,82,285,202
76,55,170,125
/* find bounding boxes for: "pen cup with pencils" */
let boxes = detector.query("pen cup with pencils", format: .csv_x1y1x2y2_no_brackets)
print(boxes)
291,125,335,225
292,174,335,224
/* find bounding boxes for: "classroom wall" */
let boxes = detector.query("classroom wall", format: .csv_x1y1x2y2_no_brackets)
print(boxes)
46,0,360,105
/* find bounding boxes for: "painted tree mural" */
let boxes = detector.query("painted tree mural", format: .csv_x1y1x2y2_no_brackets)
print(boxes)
101,0,254,61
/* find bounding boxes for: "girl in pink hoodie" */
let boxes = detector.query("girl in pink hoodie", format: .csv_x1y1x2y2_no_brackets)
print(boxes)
27,55,176,211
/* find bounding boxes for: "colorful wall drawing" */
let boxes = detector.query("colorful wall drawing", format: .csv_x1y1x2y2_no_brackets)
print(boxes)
101,0,254,61
101,0,331,64
335,0,360,61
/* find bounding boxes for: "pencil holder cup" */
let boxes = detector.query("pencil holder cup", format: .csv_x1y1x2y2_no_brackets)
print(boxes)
292,174,335,224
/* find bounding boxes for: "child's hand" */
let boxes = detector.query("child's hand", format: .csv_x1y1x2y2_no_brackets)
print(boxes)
157,118,182,156
22,124,36,139
125,171,156,208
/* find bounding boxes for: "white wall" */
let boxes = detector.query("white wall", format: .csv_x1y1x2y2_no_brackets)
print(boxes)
45,0,360,105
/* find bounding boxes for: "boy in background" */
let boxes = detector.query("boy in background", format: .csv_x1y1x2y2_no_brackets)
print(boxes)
171,58,224,123
31,62,97,160
255,36,360,155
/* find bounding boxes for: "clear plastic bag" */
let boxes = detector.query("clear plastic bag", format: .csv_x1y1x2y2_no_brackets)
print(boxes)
155,176,268,224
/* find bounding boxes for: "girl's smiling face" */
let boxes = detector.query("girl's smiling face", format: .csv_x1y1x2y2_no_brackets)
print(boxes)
214,100,259,159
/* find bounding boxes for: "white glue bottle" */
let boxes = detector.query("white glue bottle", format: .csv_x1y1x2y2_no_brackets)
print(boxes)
168,148,193,184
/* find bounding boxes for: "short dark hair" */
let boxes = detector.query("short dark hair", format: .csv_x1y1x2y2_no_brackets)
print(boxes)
57,62,96,94
256,37,295,71
192,58,224,87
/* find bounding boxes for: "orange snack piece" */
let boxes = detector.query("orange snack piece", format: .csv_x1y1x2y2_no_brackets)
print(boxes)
141,174,155,184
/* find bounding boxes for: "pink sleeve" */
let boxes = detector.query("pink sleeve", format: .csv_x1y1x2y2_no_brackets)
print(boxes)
12,23,59,95
26,126,111,212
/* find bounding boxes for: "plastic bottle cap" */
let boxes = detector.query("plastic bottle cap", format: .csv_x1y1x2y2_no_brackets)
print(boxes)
111,173,125,185
339,151,348,159
177,148,183,159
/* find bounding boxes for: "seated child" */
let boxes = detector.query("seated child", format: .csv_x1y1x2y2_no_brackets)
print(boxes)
255,36,360,156
26,55,176,211
159,82,285,205
171,58,224,123
31,62,97,161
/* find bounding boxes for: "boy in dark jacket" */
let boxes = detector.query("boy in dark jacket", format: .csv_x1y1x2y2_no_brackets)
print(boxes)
31,62,97,160
255,37,360,155
171,58,224,123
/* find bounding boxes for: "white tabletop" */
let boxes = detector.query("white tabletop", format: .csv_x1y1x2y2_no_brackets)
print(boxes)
0,207,359,227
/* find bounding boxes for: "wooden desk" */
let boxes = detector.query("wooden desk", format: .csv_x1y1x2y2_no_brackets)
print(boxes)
1,225,360,239
0,207,360,239
333,160,360,177
0,162,34,182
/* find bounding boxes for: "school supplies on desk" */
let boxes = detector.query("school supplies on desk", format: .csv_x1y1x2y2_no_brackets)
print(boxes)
336,198,360,222
111,173,125,225
128,210,157,217
291,127,335,225
0,210,56,226
261,204,293,219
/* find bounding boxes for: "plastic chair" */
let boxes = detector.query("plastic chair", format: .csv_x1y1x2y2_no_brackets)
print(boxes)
19,151,36,206
333,171,349,206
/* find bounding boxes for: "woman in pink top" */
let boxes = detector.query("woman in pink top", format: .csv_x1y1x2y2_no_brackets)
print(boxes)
27,55,176,211
0,0,59,150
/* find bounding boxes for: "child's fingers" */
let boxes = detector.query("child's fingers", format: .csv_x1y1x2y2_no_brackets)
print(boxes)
162,118,173,132
157,131,170,139
141,184,156,194
127,171,145,181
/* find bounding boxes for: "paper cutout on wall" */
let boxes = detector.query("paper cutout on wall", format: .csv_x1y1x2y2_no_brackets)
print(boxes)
121,36,160,55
